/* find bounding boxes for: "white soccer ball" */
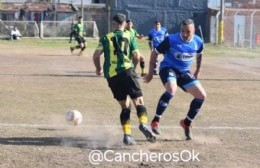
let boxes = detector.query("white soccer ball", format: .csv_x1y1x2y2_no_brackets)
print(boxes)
66,110,83,126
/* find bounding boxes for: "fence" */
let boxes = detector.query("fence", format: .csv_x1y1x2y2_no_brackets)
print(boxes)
0,20,39,39
40,21,99,38
0,20,99,39
224,9,260,49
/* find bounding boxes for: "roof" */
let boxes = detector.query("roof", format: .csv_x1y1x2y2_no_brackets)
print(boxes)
0,2,75,13
0,3,23,12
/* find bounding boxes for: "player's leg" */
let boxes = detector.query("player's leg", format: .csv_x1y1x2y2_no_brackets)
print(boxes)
153,59,159,75
151,68,177,134
150,48,158,75
139,55,146,77
179,72,206,140
70,37,81,53
118,98,136,145
69,31,74,43
127,69,156,142
78,38,86,56
13,35,17,40
107,73,135,145
132,54,140,75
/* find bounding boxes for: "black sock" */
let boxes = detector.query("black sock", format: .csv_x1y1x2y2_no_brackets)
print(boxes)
153,92,173,122
184,98,204,126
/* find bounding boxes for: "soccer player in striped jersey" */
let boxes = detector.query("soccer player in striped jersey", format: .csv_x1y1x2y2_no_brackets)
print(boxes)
70,16,87,56
125,19,146,77
144,19,207,140
148,21,169,75
93,13,156,145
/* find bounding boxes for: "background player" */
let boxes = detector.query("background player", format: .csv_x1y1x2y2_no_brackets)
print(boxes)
69,19,76,43
148,21,168,75
93,13,156,145
10,26,21,40
144,19,206,140
70,16,86,56
125,19,146,77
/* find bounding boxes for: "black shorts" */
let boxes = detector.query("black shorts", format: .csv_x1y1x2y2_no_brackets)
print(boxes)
107,68,143,101
159,67,200,91
75,36,86,44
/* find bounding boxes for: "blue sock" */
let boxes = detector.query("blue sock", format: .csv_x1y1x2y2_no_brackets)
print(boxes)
184,98,204,126
152,92,173,122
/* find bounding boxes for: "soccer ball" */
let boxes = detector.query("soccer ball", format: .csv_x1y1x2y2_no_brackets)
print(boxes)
66,110,83,126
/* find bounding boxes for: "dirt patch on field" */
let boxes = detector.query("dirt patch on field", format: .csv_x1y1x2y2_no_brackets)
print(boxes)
0,41,259,168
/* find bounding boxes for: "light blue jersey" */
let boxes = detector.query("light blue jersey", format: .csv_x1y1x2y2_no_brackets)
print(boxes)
148,27,168,48
156,32,204,72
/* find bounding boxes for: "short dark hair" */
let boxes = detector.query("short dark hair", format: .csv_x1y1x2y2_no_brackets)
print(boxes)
112,13,126,24
181,19,194,26
126,19,131,23
78,16,82,19
154,21,160,25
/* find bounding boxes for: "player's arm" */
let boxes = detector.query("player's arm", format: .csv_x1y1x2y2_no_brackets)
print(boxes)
143,50,158,83
194,53,202,79
148,33,153,50
144,37,170,83
194,44,204,79
132,50,141,70
135,29,144,39
130,34,141,69
17,30,22,37
164,27,169,37
93,40,104,76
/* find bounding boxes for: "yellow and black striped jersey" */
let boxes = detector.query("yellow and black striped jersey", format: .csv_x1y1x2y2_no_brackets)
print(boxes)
96,30,139,78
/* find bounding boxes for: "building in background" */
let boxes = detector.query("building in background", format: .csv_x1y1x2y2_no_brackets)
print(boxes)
1,0,259,47
208,0,260,48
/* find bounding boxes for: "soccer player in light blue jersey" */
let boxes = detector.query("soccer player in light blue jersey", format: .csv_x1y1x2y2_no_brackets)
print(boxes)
148,21,169,75
144,19,206,140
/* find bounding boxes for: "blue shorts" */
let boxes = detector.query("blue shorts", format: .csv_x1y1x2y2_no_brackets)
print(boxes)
159,67,200,91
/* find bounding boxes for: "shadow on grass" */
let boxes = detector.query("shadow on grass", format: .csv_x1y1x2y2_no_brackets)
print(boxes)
0,136,125,150
1,72,260,81
0,71,101,78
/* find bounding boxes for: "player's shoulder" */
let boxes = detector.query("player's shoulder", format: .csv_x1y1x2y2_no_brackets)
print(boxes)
105,32,114,37
161,27,168,31
192,34,204,44
148,28,155,34
168,32,180,40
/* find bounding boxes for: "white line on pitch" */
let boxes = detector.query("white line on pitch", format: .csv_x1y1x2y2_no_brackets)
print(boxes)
0,123,259,130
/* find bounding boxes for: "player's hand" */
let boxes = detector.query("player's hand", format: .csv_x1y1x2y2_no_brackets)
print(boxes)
95,69,103,76
143,73,153,83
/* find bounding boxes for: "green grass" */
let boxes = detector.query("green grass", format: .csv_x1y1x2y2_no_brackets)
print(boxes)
205,44,260,58
1,38,259,58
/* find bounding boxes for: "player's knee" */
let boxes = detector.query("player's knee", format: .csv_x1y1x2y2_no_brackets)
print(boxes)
136,105,147,117
191,98,205,110
140,61,145,68
120,108,131,125
81,46,86,51
197,89,207,100
140,56,145,62
201,92,207,100
161,91,173,104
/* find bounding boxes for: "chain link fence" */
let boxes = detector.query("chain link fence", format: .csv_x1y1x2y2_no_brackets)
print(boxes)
0,20,39,39
0,20,99,39
224,9,260,49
